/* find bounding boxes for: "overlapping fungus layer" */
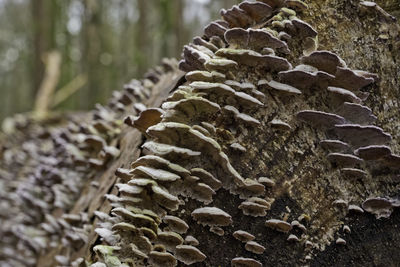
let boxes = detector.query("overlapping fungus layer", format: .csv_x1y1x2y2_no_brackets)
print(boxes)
88,0,399,266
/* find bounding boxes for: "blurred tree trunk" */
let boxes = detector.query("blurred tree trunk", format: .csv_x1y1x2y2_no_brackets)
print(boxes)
136,0,150,76
31,0,47,95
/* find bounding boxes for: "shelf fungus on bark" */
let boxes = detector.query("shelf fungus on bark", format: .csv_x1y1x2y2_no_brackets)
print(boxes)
174,245,206,265
336,102,377,125
327,153,364,167
162,215,189,234
334,124,392,147
148,251,177,267
354,145,392,161
191,207,233,227
259,79,302,95
297,110,345,128
245,241,266,254
320,140,350,152
231,257,262,267
233,230,255,243
265,219,292,233
340,168,368,179
362,197,393,219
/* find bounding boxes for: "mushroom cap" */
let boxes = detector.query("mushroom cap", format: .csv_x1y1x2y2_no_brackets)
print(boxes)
327,153,364,167
354,145,392,160
259,80,301,94
132,166,181,182
142,141,201,158
334,124,392,147
239,201,268,217
297,110,345,128
184,235,199,246
265,219,292,233
162,216,189,234
175,245,207,265
245,241,266,254
348,204,364,214
301,50,345,74
157,231,184,251
287,234,300,242
148,251,177,267
337,102,377,125
239,1,273,23
191,207,232,226
332,67,375,91
231,257,262,267
233,230,255,243
320,139,350,152
133,108,164,133
340,168,368,179
362,197,393,218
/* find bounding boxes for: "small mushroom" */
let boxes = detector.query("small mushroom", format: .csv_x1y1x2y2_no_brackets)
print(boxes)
245,241,265,254
259,80,301,95
148,251,177,267
362,197,393,218
334,124,392,147
233,230,255,243
320,140,350,152
297,110,345,128
184,235,199,246
354,145,392,161
348,204,364,214
175,245,207,265
231,257,262,267
210,226,225,236
327,153,364,167
162,216,189,234
340,168,368,179
287,234,300,242
336,237,346,245
265,219,292,233
191,207,233,226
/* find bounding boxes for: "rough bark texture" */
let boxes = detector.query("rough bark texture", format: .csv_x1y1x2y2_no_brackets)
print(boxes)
0,1,399,267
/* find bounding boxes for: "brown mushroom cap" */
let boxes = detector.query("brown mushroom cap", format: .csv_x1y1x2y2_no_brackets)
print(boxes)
132,108,164,134
320,140,350,152
245,241,265,255
265,219,292,233
162,216,189,234
340,168,368,179
191,207,233,226
175,245,207,265
259,80,301,95
337,102,377,125
327,153,364,167
231,257,262,267
239,1,273,23
233,230,255,243
354,145,392,160
148,251,177,267
297,110,345,128
184,235,199,246
334,124,392,148
301,50,346,74
362,197,393,218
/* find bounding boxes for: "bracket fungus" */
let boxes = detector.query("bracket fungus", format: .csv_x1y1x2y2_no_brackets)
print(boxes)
162,215,189,234
231,257,262,267
265,219,292,233
245,241,266,254
175,245,207,265
191,207,233,226
362,197,393,219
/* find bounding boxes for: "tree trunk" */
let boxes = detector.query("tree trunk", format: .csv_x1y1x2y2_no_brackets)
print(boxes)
1,1,399,267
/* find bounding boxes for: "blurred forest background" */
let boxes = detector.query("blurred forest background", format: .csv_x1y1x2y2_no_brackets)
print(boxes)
0,0,241,122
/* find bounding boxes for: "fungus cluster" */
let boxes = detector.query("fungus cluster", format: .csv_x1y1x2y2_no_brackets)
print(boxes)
1,0,399,266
